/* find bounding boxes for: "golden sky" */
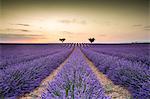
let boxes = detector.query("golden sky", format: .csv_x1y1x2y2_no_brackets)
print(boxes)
0,0,149,43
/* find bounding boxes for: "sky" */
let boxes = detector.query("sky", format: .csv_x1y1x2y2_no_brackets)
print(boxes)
0,0,149,43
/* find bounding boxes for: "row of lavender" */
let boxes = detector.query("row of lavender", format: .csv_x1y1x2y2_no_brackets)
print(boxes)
81,44,150,99
0,43,89,65
89,44,150,66
0,44,73,97
42,48,109,99
0,44,71,69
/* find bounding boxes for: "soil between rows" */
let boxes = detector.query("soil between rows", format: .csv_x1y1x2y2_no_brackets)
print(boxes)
20,48,131,99
80,49,132,99
19,49,75,99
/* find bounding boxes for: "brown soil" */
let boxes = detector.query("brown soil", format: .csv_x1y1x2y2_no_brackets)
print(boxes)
19,48,132,99
19,49,74,99
80,50,132,99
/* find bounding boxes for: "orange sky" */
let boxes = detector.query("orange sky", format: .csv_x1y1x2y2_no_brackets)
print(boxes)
0,0,149,43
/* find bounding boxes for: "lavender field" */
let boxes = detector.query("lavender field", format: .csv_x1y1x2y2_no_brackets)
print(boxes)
0,43,150,99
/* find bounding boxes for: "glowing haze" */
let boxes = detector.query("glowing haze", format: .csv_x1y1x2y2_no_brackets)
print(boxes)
0,0,149,43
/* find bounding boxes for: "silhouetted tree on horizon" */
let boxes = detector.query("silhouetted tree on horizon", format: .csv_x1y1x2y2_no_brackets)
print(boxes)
88,38,95,43
59,38,66,43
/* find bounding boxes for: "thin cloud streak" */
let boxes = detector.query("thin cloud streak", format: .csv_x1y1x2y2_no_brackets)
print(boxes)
132,24,143,27
12,23,30,26
143,25,150,28
21,29,30,32
0,33,46,41
143,25,150,31
6,28,31,32
58,19,87,25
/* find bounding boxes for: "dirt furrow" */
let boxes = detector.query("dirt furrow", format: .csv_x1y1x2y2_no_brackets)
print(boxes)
80,49,132,99
19,49,74,99
20,48,131,99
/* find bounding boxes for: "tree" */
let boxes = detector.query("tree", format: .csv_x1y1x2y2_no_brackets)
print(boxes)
59,38,66,43
88,38,95,43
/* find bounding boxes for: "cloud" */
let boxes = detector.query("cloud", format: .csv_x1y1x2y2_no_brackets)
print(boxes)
144,25,150,28
132,24,143,27
143,25,150,31
13,23,30,26
20,29,30,32
0,33,46,41
144,29,150,31
132,24,150,31
6,28,31,32
58,19,87,25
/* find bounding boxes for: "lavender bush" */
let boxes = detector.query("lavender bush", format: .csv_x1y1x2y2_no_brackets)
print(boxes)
81,44,150,99
0,44,70,69
0,44,73,97
89,44,150,66
42,48,109,99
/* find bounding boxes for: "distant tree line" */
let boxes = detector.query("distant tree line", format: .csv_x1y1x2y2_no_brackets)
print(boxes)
59,38,95,43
